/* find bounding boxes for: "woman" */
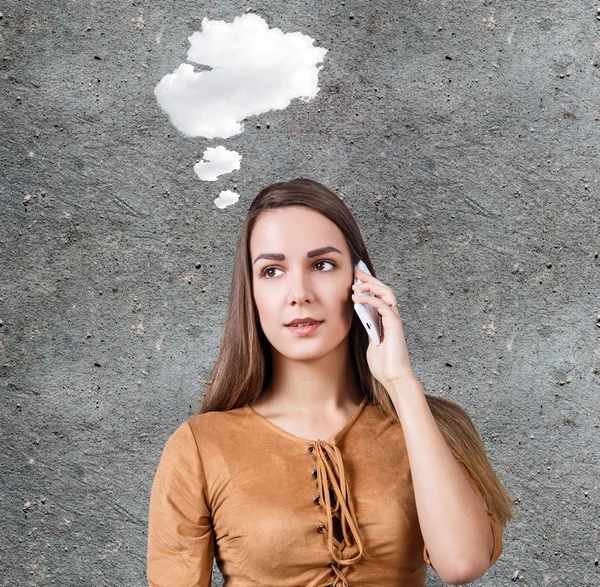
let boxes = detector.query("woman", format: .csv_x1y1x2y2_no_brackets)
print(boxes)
147,178,514,587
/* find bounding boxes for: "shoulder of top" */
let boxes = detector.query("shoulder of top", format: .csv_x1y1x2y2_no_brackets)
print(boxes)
185,405,250,430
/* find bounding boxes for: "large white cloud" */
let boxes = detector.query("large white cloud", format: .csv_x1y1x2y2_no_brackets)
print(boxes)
154,13,328,139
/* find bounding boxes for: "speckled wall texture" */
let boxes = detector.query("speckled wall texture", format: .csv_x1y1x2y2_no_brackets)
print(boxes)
1,1,599,586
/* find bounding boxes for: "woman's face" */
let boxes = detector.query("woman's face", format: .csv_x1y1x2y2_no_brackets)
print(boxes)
250,206,355,362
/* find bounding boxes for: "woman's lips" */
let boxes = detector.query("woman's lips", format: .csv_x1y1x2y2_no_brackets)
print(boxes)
285,321,322,336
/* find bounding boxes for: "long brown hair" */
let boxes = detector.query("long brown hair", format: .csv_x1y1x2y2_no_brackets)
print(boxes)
197,178,514,527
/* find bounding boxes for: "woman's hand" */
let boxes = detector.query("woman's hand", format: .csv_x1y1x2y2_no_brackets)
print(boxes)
351,267,416,389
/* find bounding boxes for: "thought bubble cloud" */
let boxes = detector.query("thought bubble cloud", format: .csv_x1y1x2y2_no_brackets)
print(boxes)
154,13,328,139
154,13,328,207
214,190,240,209
194,146,241,181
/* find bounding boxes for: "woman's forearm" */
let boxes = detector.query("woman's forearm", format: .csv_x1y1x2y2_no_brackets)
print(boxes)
386,377,494,585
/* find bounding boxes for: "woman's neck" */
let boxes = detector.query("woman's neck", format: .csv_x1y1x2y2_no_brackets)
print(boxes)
260,341,364,414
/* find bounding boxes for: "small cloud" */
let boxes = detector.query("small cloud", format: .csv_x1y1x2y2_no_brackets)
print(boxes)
214,190,240,209
154,13,327,139
194,146,241,181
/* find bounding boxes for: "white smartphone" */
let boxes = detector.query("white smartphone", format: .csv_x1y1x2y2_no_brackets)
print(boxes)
353,260,381,346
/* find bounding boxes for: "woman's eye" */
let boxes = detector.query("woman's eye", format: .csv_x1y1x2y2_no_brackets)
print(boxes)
262,267,283,278
260,260,336,279
314,260,336,271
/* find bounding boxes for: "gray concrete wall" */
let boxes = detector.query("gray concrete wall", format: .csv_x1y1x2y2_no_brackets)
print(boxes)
1,1,599,585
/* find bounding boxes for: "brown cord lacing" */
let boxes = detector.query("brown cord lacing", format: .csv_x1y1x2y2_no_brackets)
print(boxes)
330,563,351,587
314,440,364,586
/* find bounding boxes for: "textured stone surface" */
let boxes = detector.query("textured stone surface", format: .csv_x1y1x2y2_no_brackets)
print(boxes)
1,1,599,585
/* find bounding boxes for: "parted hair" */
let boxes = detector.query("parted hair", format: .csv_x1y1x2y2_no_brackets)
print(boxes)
197,178,514,527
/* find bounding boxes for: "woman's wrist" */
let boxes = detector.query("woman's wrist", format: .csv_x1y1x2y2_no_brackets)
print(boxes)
385,375,423,398
384,376,428,421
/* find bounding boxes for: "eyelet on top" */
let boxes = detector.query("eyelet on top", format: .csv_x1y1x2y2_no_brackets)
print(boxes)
308,445,315,454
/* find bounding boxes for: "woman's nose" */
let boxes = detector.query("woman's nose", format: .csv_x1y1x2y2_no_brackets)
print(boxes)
288,270,313,305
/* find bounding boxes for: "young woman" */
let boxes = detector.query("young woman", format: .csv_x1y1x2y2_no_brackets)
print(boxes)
147,178,514,587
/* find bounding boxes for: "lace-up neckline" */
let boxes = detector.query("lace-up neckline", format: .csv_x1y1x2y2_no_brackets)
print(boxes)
313,438,364,584
246,395,369,586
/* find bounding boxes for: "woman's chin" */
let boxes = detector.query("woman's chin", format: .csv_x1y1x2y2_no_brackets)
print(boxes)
274,338,348,363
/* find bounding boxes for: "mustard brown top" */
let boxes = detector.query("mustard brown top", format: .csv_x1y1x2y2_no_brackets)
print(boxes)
147,395,502,587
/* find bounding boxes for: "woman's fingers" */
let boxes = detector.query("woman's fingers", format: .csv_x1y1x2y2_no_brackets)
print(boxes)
352,291,397,312
352,280,392,297
352,269,399,314
353,295,402,326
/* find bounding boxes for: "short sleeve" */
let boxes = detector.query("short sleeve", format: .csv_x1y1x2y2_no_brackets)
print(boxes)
423,460,503,568
147,421,215,587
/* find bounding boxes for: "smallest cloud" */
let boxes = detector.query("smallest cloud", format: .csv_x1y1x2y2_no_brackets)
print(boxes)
214,190,240,209
194,146,242,181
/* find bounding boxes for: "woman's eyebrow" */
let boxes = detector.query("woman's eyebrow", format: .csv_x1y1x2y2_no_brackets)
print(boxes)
253,246,343,265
